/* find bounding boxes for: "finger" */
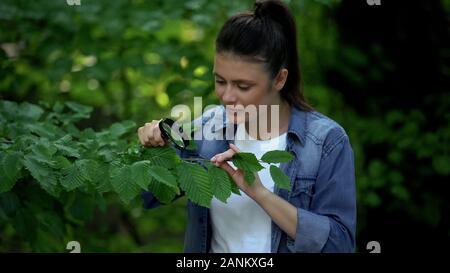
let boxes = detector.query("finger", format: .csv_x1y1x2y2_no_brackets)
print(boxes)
212,148,236,163
229,143,241,153
143,124,156,146
137,127,145,145
152,124,165,146
217,161,237,177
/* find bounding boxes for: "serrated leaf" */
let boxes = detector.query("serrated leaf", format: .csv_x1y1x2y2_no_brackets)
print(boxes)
31,140,57,158
147,165,178,193
24,122,62,139
93,163,112,193
23,155,59,197
208,165,232,203
177,162,212,208
148,180,178,204
60,160,90,191
270,165,291,190
231,152,264,185
0,152,23,193
110,165,141,204
261,150,294,164
76,159,98,181
54,155,71,170
131,160,153,190
30,140,58,167
142,146,180,167
54,135,80,158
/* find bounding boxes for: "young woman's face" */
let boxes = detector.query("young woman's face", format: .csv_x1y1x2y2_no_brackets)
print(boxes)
213,52,284,124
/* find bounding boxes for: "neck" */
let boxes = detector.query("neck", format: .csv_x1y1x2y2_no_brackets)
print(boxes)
245,101,291,141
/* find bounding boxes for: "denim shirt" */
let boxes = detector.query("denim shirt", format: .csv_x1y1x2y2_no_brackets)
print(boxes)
142,105,356,253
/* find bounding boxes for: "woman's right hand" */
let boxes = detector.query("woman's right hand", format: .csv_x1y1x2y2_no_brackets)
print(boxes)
137,119,168,147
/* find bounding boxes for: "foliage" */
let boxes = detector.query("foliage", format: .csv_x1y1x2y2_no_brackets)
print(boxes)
0,100,293,251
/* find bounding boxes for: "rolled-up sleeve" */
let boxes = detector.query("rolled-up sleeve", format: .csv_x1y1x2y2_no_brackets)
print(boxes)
294,134,356,252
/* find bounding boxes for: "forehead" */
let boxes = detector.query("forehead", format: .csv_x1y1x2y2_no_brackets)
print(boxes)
213,52,267,80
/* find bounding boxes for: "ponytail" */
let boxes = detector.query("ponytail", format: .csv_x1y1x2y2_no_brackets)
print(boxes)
216,0,313,111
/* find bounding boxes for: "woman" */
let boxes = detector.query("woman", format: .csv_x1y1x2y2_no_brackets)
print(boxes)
138,0,356,253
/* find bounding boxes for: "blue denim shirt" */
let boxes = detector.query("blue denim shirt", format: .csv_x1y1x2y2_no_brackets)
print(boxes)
142,105,356,253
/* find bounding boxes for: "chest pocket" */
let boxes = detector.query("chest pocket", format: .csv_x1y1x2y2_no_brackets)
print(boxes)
288,175,315,210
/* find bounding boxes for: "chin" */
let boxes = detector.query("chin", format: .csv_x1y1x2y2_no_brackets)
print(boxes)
226,111,246,124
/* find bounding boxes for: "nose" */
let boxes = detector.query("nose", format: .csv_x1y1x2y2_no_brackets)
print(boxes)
221,84,237,105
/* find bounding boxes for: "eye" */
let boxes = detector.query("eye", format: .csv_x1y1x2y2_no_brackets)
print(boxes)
237,85,250,91
215,79,226,85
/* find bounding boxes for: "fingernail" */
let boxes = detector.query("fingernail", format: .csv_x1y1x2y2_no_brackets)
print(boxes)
211,156,216,162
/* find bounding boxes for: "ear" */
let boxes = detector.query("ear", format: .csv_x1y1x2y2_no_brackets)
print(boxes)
274,68,288,92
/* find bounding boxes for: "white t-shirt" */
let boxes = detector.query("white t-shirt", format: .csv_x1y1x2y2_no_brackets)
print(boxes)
210,123,287,253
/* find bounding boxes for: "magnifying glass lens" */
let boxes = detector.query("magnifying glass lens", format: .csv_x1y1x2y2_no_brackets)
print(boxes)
160,120,186,149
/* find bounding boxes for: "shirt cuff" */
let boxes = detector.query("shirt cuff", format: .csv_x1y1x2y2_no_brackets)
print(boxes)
294,208,330,252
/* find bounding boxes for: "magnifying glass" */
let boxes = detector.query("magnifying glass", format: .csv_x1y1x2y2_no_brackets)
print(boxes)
158,118,191,150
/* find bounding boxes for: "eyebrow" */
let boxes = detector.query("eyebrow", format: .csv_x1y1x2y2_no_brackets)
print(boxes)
213,72,256,85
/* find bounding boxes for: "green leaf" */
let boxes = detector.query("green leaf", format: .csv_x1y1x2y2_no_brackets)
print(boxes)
109,120,136,137
65,101,93,114
23,155,60,197
131,160,154,190
110,165,141,204
148,180,178,204
93,163,112,193
30,140,58,167
60,160,90,191
208,165,232,203
270,165,291,190
0,152,23,193
54,155,71,170
177,162,212,208
19,102,44,121
54,135,81,158
231,152,264,185
230,180,241,196
25,122,63,139
52,101,64,113
142,146,180,167
261,150,294,164
147,165,178,193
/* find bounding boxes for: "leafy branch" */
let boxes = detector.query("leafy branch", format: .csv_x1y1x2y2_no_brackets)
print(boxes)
0,100,294,208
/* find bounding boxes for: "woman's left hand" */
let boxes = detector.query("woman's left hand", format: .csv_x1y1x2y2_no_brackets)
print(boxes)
210,143,268,200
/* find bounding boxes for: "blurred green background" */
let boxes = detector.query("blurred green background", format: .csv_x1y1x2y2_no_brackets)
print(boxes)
0,0,449,252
